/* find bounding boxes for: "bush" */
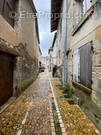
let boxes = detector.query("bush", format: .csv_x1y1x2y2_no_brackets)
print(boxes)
83,104,89,110
69,87,75,97
79,97,85,105
63,83,70,92
63,83,75,97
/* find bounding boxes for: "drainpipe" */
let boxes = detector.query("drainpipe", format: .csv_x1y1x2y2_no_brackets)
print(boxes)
63,0,68,84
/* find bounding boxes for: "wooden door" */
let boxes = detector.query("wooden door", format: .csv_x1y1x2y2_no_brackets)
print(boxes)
0,52,13,106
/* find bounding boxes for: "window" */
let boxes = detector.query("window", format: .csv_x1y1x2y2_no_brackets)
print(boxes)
0,0,16,27
87,0,92,10
59,18,62,40
73,42,93,89
78,0,92,21
0,0,4,14
80,43,93,89
58,50,61,64
73,49,80,82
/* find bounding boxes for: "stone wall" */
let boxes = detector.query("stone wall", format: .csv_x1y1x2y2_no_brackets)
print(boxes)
0,38,38,98
67,0,101,131
51,0,66,80
17,43,38,82
0,0,40,100
18,0,39,59
15,43,38,95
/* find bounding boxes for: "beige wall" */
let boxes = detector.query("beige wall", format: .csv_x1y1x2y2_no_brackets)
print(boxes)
19,0,39,59
51,0,66,79
66,1,101,130
0,0,39,59
0,15,21,46
67,0,101,105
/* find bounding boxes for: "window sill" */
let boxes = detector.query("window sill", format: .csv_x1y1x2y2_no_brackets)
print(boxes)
72,81,92,94
72,6,94,36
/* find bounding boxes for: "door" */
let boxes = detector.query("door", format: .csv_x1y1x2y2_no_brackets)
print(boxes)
0,52,13,106
80,42,93,89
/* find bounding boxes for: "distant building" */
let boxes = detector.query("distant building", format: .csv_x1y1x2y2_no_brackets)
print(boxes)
41,56,49,68
38,46,42,68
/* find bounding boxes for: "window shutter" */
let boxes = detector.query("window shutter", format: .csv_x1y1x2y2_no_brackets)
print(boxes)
3,0,15,27
80,42,93,89
73,49,80,82
0,0,4,14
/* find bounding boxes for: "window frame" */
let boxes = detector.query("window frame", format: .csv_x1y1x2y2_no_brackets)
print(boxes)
77,0,92,22
0,0,16,28
72,42,93,89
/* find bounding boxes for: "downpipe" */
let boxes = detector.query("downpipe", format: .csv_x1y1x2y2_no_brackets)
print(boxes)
63,0,68,84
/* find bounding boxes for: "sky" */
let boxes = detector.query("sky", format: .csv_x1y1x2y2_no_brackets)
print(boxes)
33,0,55,56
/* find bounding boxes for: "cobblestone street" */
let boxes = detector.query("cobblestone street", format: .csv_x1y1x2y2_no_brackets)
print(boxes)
0,71,51,135
0,0,101,134
0,71,101,135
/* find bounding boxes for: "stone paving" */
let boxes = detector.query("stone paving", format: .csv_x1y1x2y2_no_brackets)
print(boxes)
0,72,51,135
51,76,101,135
1,71,101,135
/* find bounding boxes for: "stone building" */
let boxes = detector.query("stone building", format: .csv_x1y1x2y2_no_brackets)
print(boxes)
48,32,63,77
49,33,57,72
51,0,101,131
0,0,40,106
38,46,42,68
48,47,53,72
51,0,67,81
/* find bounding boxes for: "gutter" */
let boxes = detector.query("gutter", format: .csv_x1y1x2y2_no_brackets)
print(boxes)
63,0,68,84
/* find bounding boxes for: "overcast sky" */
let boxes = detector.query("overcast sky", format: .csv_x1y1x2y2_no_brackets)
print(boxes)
34,0,55,56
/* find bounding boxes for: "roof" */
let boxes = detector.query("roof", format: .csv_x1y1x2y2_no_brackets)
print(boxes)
51,0,63,32
35,18,40,44
39,46,42,55
52,33,57,48
29,0,37,13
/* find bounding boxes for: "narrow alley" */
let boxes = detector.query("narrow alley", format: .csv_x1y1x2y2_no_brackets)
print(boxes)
0,70,100,135
0,0,101,134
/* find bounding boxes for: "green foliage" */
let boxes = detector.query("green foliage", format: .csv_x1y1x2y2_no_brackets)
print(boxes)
95,117,99,123
83,104,89,110
79,97,85,105
69,87,75,97
63,83,70,92
63,83,75,97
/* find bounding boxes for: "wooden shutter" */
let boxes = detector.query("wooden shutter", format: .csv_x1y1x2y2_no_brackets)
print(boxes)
80,42,93,89
3,0,15,27
0,0,4,14
73,49,80,82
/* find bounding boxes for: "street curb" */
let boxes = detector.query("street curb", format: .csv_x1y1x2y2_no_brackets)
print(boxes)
49,77,67,135
49,100,56,135
0,97,16,114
